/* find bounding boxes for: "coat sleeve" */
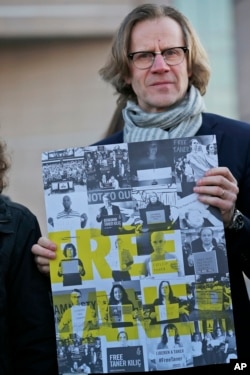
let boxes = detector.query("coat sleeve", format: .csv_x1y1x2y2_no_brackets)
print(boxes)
225,216,250,279
6,209,58,374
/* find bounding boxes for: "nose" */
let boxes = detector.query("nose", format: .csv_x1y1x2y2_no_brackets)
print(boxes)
151,54,170,72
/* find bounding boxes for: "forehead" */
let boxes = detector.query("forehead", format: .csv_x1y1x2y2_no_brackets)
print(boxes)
129,17,184,50
71,293,80,297
151,232,164,241
201,229,212,235
161,282,169,287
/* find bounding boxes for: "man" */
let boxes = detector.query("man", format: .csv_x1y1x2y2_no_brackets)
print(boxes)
33,3,250,368
96,192,122,235
191,227,228,275
56,194,88,228
58,289,91,337
57,195,81,220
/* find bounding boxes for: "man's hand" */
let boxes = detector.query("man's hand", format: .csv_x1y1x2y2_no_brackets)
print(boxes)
31,236,57,276
193,167,239,227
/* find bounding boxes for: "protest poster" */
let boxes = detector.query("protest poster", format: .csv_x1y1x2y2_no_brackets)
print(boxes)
41,136,237,373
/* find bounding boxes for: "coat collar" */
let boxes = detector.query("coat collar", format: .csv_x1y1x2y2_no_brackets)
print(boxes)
196,113,224,149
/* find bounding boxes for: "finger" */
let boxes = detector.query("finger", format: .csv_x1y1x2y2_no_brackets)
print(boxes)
35,255,50,266
204,167,238,184
37,264,50,276
194,178,239,200
32,245,56,259
194,184,237,201
37,236,57,250
196,175,238,193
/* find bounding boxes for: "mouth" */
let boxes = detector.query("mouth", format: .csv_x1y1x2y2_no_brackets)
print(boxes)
150,81,172,86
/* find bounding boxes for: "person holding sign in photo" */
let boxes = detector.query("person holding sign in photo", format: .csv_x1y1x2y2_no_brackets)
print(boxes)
151,280,191,324
96,193,122,235
57,243,85,286
191,227,228,276
142,231,182,277
157,323,182,349
108,284,135,327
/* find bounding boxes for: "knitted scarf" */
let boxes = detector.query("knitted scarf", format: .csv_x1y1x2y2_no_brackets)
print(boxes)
123,85,206,143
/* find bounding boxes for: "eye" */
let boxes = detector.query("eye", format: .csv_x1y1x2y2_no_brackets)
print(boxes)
136,52,153,60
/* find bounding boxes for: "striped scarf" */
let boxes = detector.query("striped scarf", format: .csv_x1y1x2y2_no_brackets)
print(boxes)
123,85,206,143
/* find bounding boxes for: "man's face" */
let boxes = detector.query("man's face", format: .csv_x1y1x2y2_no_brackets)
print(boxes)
63,196,71,209
103,196,111,207
126,17,191,113
200,229,213,245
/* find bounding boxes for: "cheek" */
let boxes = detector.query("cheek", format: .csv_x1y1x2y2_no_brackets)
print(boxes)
125,70,144,90
125,76,132,85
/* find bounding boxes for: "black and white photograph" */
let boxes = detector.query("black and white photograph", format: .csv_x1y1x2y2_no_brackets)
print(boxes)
42,148,88,195
132,188,180,232
45,191,89,232
173,135,217,197
128,140,175,187
88,190,142,237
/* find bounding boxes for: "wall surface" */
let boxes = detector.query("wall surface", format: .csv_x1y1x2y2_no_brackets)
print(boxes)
0,38,118,233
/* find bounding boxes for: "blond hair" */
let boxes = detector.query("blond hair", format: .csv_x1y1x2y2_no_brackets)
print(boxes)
99,3,210,103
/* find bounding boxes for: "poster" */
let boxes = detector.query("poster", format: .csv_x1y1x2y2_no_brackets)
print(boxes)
41,136,237,374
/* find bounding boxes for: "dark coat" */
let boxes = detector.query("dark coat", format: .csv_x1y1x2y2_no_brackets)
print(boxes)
96,204,122,235
0,196,58,374
96,204,121,221
94,112,250,363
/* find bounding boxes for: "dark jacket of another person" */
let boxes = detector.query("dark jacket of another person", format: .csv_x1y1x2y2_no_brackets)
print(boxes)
0,195,58,374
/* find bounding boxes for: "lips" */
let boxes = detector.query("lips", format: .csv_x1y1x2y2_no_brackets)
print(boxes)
150,81,173,86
